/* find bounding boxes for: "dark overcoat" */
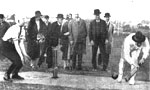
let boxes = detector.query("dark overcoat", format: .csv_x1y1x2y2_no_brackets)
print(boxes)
27,17,47,60
47,21,61,47
68,19,87,55
89,19,108,43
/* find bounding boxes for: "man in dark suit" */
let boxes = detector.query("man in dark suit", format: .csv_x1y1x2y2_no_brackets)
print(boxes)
38,15,51,68
46,14,64,69
89,9,108,71
27,11,47,67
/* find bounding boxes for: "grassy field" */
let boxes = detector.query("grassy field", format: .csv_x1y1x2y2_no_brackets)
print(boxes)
0,30,149,89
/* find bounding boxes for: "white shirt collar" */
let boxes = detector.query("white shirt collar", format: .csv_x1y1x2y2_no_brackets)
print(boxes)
57,22,61,26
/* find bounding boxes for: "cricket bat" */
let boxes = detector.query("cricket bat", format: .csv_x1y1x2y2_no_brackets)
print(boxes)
124,64,141,82
125,48,143,82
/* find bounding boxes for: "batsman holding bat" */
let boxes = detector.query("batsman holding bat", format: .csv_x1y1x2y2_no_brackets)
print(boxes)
113,31,150,85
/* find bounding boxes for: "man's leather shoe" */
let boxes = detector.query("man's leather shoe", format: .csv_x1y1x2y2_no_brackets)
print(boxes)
12,75,24,80
3,74,12,82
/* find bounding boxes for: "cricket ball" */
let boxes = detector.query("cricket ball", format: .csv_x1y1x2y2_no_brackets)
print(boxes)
112,72,118,80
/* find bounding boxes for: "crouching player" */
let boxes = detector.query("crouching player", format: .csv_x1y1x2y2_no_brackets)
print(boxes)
1,19,31,81
117,31,150,85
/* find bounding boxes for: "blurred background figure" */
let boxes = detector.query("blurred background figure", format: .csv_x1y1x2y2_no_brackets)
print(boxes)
45,14,64,69
102,13,114,71
0,14,10,59
38,15,52,68
6,14,16,26
68,13,73,21
60,14,72,69
27,10,47,68
68,14,87,70
0,14,10,40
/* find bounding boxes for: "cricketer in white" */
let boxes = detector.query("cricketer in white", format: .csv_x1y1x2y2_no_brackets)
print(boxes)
117,31,150,85
2,19,30,65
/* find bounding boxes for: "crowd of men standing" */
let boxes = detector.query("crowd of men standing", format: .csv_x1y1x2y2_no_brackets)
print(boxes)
0,9,114,77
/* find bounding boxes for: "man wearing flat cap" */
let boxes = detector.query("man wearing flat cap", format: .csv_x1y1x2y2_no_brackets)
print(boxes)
27,10,47,67
89,9,108,71
45,14,64,69
117,31,150,85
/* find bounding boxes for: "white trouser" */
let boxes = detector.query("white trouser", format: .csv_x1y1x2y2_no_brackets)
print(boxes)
117,50,140,84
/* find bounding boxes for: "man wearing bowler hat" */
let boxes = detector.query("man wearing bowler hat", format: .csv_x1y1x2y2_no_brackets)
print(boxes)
98,13,114,71
117,31,150,85
45,14,64,69
89,9,108,71
27,11,47,67
37,15,52,68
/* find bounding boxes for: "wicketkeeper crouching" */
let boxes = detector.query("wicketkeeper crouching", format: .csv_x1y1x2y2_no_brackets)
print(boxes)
116,31,150,85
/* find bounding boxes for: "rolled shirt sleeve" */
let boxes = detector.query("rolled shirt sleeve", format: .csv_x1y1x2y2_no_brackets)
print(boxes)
123,38,133,65
2,25,20,41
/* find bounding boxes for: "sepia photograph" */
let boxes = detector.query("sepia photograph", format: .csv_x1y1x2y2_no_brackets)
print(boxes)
0,0,150,90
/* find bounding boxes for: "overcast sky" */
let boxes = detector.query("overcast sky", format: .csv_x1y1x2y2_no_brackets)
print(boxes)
1,0,150,23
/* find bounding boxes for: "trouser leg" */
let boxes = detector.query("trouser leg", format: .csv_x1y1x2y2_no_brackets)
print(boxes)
1,41,23,77
78,54,83,69
103,53,109,70
46,47,53,68
117,58,124,82
98,53,102,65
72,52,77,69
61,44,69,69
6,64,16,77
38,42,47,67
99,43,107,70
92,44,98,69
128,65,136,84
12,60,23,76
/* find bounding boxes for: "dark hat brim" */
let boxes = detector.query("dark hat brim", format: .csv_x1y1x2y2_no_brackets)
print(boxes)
104,15,111,17
0,14,5,19
56,17,64,19
94,12,101,15
132,35,146,43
